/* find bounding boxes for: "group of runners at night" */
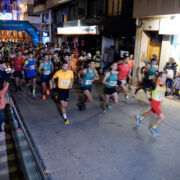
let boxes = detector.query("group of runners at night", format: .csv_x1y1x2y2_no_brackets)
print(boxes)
0,41,171,136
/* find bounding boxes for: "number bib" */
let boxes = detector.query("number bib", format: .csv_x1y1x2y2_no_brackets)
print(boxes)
121,79,126,84
61,80,69,86
95,63,100,67
110,81,117,86
149,75,155,80
86,80,93,85
30,65,35,70
44,71,50,75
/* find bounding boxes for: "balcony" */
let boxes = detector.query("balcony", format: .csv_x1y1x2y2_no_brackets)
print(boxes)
33,0,46,13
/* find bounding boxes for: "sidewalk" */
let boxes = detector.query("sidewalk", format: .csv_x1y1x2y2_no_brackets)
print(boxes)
13,83,180,180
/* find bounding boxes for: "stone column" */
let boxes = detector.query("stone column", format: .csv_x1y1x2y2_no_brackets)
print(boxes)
159,35,171,71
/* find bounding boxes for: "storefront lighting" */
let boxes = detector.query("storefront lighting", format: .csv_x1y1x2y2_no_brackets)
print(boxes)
159,14,180,35
57,26,99,35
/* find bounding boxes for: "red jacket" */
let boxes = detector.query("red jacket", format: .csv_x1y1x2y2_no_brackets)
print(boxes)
0,83,9,109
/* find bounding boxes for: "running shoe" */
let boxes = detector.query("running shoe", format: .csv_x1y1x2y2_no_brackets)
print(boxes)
42,95,46,100
32,93,36,97
82,102,86,111
19,87,23,92
151,128,159,136
0,131,5,136
15,87,18,92
136,115,142,127
64,119,70,125
107,103,112,110
46,89,50,95
102,107,107,114
134,88,138,95
128,85,132,91
125,95,130,100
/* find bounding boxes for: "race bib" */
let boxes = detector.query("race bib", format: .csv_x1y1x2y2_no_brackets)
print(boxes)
121,80,126,84
61,80,69,86
110,81,117,86
17,65,23,68
86,80,93,85
156,95,164,101
149,75,155,80
44,71,50,75
95,63,100,67
30,65,35,70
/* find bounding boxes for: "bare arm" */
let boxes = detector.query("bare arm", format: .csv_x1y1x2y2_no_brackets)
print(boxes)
94,69,99,80
78,69,86,84
102,72,110,85
38,62,43,74
51,61,54,72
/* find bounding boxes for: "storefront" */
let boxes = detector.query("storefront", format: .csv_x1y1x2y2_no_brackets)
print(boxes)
0,20,39,45
57,25,101,53
133,15,180,82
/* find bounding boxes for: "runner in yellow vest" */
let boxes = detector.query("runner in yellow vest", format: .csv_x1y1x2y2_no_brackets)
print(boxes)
136,72,171,136
93,51,101,73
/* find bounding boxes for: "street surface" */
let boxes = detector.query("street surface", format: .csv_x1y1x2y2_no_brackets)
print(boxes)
13,81,180,180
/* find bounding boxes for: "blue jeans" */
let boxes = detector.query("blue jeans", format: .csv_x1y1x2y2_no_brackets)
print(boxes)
0,109,4,132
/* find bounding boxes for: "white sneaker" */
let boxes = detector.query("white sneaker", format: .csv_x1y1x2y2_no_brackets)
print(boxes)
125,95,129,100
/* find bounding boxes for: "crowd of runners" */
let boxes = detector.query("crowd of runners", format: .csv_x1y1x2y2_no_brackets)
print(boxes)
0,40,178,136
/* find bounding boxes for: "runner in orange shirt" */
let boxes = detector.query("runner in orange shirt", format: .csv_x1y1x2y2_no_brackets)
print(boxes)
52,61,74,125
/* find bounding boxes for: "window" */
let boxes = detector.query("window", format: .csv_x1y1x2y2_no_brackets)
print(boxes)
107,0,122,16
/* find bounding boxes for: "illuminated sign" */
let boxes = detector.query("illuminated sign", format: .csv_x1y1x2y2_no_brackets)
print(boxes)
57,26,99,35
159,16,180,35
0,13,13,20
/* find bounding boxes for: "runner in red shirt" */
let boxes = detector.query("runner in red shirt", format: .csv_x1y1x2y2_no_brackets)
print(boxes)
12,50,25,92
117,56,132,99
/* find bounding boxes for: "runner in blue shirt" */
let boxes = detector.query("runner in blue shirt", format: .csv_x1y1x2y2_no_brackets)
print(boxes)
23,51,36,97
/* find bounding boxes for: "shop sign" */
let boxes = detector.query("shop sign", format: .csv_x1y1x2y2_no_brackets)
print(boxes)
159,17,180,35
57,26,99,35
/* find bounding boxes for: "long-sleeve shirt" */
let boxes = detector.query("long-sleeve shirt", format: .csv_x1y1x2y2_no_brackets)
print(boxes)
0,83,9,109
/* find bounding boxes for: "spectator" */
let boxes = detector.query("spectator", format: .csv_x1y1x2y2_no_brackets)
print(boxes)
0,82,9,136
0,61,14,90
163,58,177,94
173,72,180,98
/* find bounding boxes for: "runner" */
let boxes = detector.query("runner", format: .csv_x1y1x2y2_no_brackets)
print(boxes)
135,58,158,100
136,72,170,136
23,51,37,97
102,62,118,114
78,60,99,110
53,52,61,72
52,61,74,125
117,56,132,99
12,50,25,92
38,54,54,100
93,51,101,73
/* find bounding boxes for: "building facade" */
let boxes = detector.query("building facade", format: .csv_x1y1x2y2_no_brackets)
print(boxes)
34,0,135,55
133,0,180,82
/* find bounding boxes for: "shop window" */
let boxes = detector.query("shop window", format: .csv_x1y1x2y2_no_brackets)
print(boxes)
107,0,122,16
